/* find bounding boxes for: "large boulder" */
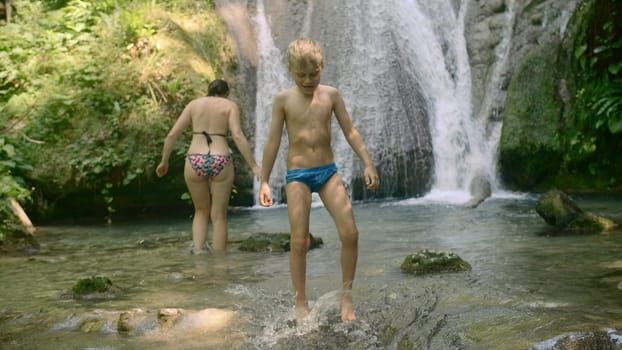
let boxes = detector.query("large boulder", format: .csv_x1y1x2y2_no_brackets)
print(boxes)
498,45,564,190
536,189,618,232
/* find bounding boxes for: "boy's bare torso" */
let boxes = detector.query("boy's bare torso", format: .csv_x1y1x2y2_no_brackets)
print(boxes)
279,84,337,169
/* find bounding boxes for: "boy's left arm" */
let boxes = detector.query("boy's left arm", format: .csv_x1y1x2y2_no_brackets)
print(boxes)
332,90,380,189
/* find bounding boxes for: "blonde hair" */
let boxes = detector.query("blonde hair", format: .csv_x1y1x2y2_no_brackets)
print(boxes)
287,38,323,69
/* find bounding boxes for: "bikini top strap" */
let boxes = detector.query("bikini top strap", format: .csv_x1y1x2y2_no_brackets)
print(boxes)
192,131,228,144
192,131,213,145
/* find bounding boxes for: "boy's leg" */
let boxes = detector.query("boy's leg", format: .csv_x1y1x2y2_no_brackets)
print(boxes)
209,163,234,251
184,160,211,253
285,181,313,321
319,174,358,321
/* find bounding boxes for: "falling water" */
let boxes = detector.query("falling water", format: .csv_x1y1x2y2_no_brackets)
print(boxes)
252,0,291,202
251,0,513,203
388,0,474,192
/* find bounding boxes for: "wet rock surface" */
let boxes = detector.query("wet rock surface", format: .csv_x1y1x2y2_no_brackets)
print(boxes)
401,249,472,275
238,232,324,252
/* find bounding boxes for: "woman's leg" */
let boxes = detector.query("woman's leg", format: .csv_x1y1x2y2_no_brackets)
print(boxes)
209,161,234,251
184,160,212,252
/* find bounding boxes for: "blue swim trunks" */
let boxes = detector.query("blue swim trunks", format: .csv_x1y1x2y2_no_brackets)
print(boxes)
286,162,338,193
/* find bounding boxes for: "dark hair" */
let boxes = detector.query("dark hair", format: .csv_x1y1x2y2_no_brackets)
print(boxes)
207,79,229,97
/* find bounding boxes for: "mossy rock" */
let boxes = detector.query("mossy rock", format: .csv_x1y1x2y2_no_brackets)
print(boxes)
535,189,583,227
238,232,323,252
536,189,618,233
567,212,618,233
498,44,563,190
73,276,114,294
401,249,471,275
533,330,622,350
62,276,122,300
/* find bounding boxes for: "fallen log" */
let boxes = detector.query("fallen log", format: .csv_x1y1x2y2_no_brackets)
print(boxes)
9,198,36,234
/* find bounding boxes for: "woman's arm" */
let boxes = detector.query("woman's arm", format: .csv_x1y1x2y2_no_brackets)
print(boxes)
228,102,261,178
156,102,193,177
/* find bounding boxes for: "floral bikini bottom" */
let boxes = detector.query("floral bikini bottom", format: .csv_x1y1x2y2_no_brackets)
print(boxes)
187,153,232,177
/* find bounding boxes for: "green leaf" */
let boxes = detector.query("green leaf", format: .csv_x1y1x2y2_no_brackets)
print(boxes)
609,62,622,75
574,44,588,58
608,118,622,134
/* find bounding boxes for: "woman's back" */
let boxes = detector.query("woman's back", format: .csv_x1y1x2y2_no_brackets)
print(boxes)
187,96,233,155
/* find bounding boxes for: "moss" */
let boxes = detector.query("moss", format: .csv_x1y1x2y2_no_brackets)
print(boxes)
499,44,564,190
400,249,471,275
72,276,114,295
568,212,618,232
523,0,547,14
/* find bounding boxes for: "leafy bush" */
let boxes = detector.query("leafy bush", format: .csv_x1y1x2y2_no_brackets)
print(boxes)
559,0,622,188
1,0,236,221
0,136,32,202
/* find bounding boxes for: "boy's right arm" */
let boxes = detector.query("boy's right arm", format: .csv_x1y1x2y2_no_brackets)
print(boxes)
259,94,286,207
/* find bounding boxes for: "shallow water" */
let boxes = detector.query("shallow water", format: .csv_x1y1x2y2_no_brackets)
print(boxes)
1,193,622,349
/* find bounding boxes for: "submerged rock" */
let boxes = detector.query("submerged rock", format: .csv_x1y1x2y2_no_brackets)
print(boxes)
118,308,156,334
464,172,492,209
0,217,39,255
118,307,238,336
536,190,618,233
529,329,622,350
238,232,324,252
400,249,471,275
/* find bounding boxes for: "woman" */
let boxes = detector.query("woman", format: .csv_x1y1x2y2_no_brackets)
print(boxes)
156,79,260,253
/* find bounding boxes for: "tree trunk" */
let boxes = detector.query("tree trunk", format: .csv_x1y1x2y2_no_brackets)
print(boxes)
9,198,36,234
6,0,11,23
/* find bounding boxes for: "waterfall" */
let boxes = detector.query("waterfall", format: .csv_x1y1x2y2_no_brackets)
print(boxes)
249,0,509,203
389,0,474,191
252,0,290,203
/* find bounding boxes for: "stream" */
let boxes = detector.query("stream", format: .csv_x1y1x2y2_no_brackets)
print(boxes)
1,192,621,349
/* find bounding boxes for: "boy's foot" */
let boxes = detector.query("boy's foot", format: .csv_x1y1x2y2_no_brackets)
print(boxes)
294,300,310,324
341,290,356,321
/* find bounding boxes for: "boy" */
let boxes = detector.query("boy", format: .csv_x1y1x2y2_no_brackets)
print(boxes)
259,38,379,322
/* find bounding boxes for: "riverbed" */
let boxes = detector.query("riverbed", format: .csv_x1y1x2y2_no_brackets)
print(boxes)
1,192,621,349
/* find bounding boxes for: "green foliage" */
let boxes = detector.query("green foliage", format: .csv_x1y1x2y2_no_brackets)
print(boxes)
72,276,113,295
593,82,622,134
0,136,32,202
559,0,622,188
1,0,236,222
